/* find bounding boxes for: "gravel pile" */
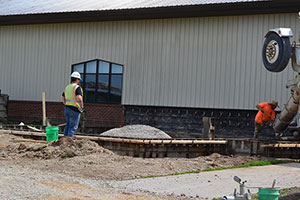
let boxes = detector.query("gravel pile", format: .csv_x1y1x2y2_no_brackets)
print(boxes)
0,137,113,159
100,125,171,139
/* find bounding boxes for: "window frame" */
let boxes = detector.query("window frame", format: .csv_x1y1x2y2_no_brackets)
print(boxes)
71,59,124,104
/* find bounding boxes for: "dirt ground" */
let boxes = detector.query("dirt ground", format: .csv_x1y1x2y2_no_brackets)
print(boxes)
2,132,300,199
0,133,259,181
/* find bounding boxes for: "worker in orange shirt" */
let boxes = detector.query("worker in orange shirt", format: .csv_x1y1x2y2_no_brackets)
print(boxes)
254,101,278,139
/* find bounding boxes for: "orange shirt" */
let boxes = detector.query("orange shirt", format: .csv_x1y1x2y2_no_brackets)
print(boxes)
255,102,276,124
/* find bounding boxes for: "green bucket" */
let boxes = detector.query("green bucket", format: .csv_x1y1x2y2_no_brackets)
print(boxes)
46,126,59,141
258,188,280,200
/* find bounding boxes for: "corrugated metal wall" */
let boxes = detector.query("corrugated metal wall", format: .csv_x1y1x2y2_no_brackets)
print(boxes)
0,13,299,110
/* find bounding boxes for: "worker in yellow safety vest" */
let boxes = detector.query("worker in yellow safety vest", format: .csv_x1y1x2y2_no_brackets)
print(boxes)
61,72,84,137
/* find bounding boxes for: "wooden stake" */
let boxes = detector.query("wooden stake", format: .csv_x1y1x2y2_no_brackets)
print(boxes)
42,92,46,126
202,117,210,139
14,138,47,144
271,179,276,190
27,125,42,132
203,117,215,140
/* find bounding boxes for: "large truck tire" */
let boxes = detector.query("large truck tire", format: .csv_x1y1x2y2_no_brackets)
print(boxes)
262,32,291,72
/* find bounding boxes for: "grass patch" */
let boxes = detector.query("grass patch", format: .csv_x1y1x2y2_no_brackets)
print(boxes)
202,160,286,172
280,187,298,196
135,160,288,180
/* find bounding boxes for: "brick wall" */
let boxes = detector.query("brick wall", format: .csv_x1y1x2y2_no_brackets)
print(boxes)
125,105,275,138
7,101,276,138
7,100,124,128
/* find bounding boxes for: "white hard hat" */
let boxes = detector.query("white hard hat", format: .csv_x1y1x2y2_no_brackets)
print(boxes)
71,71,81,80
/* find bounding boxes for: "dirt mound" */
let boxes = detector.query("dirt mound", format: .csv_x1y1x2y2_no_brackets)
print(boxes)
0,133,262,181
100,125,172,139
1,137,113,159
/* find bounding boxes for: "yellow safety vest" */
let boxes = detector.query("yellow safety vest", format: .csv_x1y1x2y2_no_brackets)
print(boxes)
65,83,83,109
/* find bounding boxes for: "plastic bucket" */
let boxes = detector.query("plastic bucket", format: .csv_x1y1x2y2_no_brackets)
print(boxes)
46,126,59,141
258,188,280,200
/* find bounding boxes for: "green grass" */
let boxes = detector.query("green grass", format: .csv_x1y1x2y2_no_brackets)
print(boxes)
279,187,298,196
134,160,288,180
202,160,286,172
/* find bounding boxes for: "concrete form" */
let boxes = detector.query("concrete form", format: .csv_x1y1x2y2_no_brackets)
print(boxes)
1,128,300,159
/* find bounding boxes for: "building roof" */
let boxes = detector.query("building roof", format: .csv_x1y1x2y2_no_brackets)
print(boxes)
0,0,299,25
0,0,265,16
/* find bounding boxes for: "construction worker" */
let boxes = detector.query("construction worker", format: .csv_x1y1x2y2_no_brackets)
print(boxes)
254,101,278,139
61,72,84,137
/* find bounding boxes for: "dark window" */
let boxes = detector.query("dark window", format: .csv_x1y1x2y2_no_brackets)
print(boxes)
72,59,123,104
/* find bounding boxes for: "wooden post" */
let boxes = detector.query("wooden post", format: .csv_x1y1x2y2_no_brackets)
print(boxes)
42,92,46,126
209,118,215,140
202,117,210,139
202,117,215,140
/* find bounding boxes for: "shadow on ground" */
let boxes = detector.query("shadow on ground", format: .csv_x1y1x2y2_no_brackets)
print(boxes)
279,193,300,200
279,187,300,200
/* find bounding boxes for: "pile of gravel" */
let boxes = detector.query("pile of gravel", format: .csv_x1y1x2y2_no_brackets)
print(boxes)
100,125,171,139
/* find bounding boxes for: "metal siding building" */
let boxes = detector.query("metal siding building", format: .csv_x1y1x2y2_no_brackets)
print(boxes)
0,13,298,110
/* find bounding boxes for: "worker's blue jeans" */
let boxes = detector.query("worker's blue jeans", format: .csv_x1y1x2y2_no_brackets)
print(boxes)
64,106,81,137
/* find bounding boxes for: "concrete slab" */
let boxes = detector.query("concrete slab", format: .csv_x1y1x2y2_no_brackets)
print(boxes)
112,163,300,199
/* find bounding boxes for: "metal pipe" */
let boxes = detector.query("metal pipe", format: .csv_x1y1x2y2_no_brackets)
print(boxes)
273,86,300,134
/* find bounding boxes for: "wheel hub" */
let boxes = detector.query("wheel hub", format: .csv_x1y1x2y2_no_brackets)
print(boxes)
266,40,279,63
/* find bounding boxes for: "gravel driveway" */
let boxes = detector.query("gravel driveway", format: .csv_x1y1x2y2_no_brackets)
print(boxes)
0,165,111,200
0,164,176,200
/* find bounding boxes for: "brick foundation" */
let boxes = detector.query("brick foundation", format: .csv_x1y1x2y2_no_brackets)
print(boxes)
7,100,124,128
7,101,276,138
125,105,275,138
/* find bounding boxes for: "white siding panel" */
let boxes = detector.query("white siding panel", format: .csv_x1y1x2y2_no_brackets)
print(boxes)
0,13,299,110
